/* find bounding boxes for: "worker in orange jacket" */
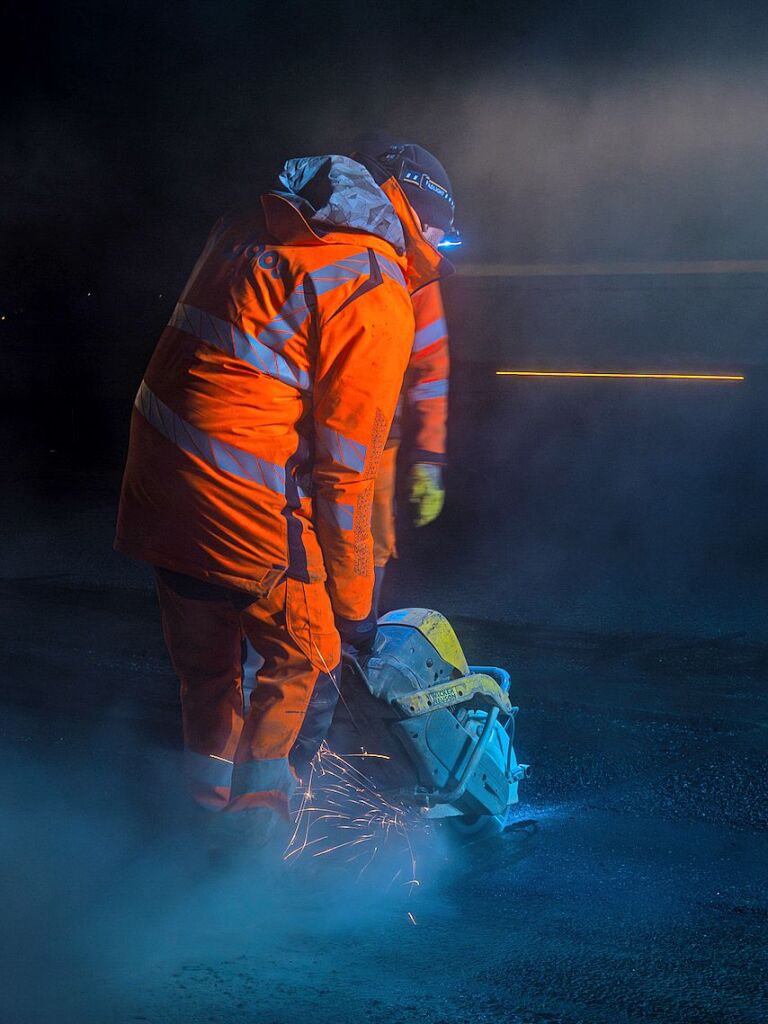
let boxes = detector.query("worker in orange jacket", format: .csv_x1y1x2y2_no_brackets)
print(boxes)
115,144,455,843
352,137,452,614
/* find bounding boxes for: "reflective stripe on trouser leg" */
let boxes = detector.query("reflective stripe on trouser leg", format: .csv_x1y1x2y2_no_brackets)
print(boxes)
227,757,299,815
184,749,234,809
289,667,341,779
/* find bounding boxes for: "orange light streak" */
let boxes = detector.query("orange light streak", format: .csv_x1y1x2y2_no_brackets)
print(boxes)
495,370,744,381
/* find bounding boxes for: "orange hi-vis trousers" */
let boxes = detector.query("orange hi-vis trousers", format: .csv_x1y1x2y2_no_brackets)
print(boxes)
156,570,340,817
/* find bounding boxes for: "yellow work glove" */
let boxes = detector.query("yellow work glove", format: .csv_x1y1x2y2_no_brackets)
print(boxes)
408,463,445,527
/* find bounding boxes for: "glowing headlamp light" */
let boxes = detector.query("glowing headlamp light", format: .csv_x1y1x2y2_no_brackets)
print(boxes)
438,229,462,249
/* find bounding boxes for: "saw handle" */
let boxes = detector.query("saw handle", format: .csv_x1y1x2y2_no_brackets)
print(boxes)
469,665,511,694
431,706,500,806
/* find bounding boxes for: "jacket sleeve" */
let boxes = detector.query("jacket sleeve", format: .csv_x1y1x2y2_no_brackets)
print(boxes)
404,281,450,464
312,253,414,621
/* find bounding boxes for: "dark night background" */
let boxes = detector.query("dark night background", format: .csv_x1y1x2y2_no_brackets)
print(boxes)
1,3,767,1022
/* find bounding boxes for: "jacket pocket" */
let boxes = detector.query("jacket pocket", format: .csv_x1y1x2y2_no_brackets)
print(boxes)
284,577,341,672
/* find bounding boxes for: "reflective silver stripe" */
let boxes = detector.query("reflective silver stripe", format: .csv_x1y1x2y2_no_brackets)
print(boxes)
231,757,296,799
412,316,448,353
135,380,286,494
375,252,407,289
169,301,311,392
184,750,234,790
253,288,313,356
409,378,449,401
315,422,367,473
316,496,354,532
309,252,370,296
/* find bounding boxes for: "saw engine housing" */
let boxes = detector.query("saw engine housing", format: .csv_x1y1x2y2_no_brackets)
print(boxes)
327,609,528,835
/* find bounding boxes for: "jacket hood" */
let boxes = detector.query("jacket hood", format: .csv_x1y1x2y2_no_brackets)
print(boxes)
262,154,451,294
275,155,406,249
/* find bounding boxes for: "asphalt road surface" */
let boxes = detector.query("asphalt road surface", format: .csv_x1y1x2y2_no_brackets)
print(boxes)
1,495,766,1024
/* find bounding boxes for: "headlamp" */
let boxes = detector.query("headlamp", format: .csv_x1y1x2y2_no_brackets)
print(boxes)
437,229,462,250
399,167,456,214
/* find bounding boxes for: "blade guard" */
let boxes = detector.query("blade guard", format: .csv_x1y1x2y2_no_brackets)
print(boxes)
378,608,469,674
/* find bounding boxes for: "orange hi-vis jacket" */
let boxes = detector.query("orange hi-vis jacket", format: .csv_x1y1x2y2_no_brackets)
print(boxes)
115,156,447,622
399,280,449,464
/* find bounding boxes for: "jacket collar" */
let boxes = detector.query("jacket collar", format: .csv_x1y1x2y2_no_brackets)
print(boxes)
379,176,452,294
